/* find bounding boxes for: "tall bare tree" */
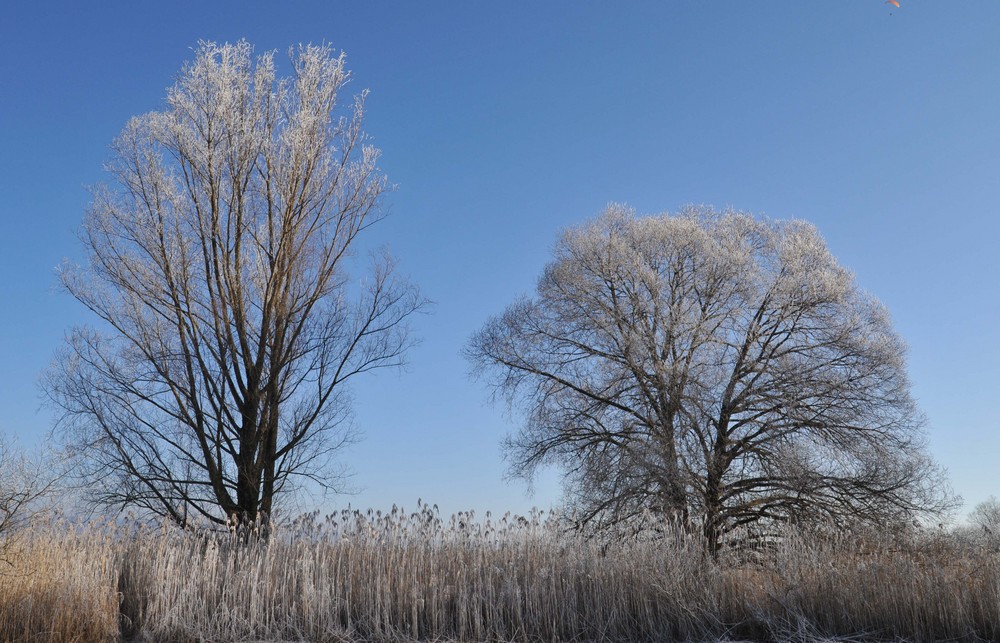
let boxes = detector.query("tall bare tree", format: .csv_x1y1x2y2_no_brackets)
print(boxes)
46,41,424,528
468,205,950,553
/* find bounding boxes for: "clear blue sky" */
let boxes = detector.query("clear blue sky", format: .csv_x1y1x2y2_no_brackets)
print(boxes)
1,1,997,519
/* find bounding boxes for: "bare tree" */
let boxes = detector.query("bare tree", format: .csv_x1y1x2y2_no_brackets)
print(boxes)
45,41,425,529
468,205,951,554
969,497,1000,537
0,438,65,558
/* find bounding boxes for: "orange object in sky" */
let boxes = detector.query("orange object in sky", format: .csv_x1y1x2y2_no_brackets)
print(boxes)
886,0,901,7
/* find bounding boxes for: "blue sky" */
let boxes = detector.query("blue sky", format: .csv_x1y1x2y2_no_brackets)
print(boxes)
1,1,997,519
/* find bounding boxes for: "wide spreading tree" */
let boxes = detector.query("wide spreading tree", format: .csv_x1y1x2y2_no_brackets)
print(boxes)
468,204,950,553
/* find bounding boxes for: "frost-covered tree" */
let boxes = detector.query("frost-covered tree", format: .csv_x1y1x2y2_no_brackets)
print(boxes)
0,438,63,541
468,205,950,554
46,41,424,529
970,497,1000,535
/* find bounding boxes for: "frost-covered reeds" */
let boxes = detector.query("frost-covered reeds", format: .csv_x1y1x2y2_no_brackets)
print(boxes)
1,505,999,642
136,507,735,642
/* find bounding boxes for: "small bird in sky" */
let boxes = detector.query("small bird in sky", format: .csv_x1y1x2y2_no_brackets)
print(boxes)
885,0,901,7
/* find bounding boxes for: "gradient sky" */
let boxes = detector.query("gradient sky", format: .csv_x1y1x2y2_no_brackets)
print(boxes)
1,1,997,520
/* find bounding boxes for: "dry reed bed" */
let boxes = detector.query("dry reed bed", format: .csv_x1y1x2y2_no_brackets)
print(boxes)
0,522,119,642
0,507,998,642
